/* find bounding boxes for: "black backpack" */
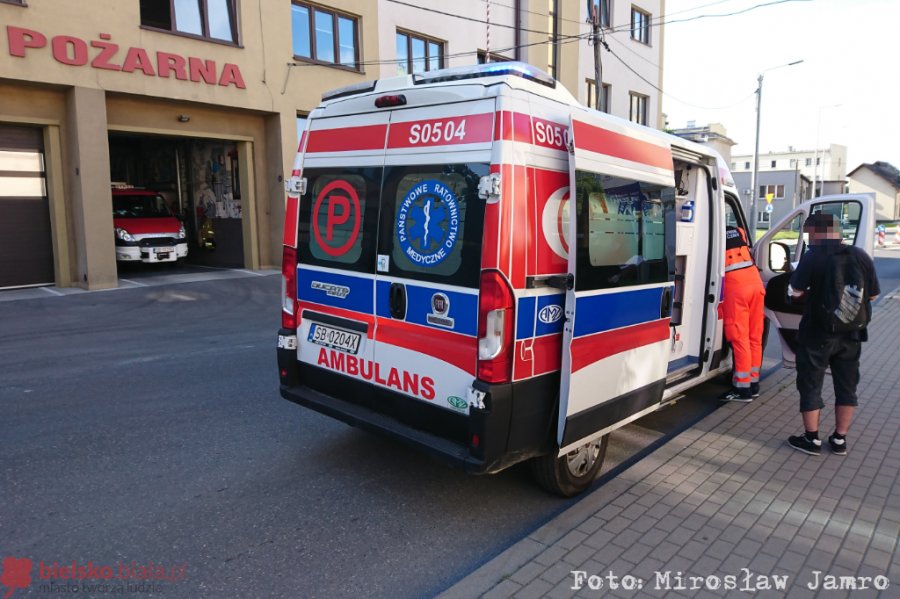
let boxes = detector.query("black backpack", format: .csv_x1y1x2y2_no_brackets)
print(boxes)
816,246,868,334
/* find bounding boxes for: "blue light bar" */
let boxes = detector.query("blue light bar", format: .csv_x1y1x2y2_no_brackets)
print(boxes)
413,62,556,89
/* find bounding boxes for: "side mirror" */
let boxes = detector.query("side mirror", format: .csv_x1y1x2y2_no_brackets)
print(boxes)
768,241,792,273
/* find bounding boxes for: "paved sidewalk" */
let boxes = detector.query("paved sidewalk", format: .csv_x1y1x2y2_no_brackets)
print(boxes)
441,289,900,599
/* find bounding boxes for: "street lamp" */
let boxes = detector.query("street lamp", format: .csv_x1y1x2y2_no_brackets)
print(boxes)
749,59,804,237
812,103,841,199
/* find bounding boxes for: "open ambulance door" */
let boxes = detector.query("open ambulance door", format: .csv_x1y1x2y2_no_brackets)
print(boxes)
753,193,876,368
539,113,675,496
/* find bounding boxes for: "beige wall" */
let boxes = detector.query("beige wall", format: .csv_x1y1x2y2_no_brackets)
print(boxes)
0,0,384,286
848,169,900,222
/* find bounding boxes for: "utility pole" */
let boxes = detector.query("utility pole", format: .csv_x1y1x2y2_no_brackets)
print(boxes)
590,1,602,110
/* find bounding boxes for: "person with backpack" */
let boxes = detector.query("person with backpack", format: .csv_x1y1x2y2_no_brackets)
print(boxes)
719,224,766,402
787,212,880,456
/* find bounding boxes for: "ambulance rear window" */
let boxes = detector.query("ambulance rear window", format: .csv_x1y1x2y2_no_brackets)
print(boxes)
297,167,381,273
379,163,488,287
572,171,675,291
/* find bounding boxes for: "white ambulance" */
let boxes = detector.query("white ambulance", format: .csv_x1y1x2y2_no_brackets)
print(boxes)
276,63,875,496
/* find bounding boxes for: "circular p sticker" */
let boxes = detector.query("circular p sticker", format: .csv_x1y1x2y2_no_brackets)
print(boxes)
312,180,361,257
396,180,460,267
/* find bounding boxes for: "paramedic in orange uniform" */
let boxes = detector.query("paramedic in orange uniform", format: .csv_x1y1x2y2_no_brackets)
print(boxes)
720,225,766,402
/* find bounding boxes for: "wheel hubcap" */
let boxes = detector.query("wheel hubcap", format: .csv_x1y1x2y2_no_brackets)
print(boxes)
565,439,602,477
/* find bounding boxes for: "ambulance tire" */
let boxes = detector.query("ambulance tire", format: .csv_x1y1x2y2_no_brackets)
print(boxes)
531,435,609,497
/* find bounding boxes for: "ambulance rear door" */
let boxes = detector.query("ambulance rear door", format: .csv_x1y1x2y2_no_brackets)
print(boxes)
754,193,876,367
373,99,496,413
558,113,677,453
293,110,388,386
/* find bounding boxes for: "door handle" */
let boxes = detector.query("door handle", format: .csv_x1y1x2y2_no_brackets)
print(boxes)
661,287,673,319
389,282,407,319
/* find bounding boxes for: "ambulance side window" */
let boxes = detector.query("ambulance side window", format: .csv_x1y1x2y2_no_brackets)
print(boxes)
573,171,675,291
379,163,488,288
297,168,381,273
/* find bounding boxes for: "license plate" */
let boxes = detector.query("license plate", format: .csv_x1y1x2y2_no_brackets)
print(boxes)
154,247,175,254
308,323,361,354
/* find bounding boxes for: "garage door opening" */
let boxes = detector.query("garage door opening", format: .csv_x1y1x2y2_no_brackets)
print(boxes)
0,124,53,289
109,133,246,270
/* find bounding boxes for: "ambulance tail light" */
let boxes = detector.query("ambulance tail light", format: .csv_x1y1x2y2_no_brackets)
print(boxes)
477,270,515,384
281,246,298,330
374,94,407,108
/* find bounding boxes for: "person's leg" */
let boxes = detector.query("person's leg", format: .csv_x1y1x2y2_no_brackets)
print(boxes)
829,336,861,453
748,283,766,395
722,278,752,398
790,340,829,455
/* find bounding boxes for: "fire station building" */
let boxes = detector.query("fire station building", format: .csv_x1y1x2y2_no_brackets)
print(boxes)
0,0,664,290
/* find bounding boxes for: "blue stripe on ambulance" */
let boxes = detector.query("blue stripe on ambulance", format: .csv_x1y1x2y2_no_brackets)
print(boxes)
297,267,374,314
516,295,565,340
573,287,666,337
374,280,478,336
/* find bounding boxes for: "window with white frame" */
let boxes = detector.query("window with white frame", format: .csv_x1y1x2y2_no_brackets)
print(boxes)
758,184,785,200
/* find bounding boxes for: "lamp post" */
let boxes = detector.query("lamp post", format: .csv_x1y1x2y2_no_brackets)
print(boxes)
812,103,841,198
749,59,803,238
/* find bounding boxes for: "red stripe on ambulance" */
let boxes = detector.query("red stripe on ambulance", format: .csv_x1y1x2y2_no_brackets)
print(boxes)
387,113,493,149
511,165,528,288
572,120,672,171
377,318,477,376
481,164,501,270
306,124,387,153
570,319,670,373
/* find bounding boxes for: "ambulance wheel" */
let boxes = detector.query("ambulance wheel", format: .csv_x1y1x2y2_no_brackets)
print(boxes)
531,435,608,497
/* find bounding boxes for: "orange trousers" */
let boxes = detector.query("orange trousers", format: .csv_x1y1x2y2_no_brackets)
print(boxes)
723,267,765,388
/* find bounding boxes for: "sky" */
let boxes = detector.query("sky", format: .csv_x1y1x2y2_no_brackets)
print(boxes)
661,0,900,171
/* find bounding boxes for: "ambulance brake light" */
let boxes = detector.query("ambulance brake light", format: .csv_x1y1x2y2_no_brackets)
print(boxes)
477,270,515,384
281,246,298,330
375,94,407,108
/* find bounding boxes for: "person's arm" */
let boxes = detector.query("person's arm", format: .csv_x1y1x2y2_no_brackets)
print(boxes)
788,252,813,298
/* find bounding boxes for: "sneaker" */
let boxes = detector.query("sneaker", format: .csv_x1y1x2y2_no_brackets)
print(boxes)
720,387,753,402
750,383,760,398
788,434,822,456
828,433,848,456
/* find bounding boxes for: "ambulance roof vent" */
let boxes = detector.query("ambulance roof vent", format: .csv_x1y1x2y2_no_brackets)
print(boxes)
413,62,556,89
322,80,378,102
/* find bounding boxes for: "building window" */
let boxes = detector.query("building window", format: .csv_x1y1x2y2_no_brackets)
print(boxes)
757,210,771,225
805,157,812,166
631,7,650,44
629,92,648,125
590,0,612,27
816,157,820,165
0,0,26,5
139,0,238,43
292,2,359,70
547,0,560,79
296,115,308,145
744,161,750,169
770,160,776,168
396,31,443,75
790,159,797,168
586,80,610,113
758,184,785,199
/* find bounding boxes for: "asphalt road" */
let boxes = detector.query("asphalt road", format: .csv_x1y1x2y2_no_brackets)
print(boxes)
2,250,898,598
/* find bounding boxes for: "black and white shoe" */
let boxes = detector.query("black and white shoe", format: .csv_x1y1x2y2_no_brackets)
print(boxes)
788,434,822,456
720,387,753,402
828,433,848,456
750,383,760,398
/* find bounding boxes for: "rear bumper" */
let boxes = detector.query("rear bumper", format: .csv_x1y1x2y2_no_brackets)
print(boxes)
277,329,558,474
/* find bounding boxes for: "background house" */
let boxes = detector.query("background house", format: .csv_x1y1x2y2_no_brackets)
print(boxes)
847,162,900,223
